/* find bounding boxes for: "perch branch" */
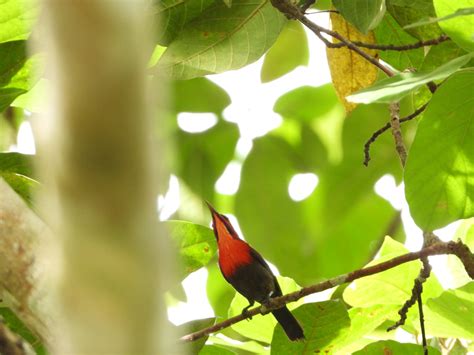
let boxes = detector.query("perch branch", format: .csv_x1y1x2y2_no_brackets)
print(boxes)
180,240,473,342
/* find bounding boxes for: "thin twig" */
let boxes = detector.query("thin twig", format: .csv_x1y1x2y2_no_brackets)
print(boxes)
180,240,473,342
364,103,427,166
326,35,450,51
387,257,431,332
417,279,428,355
389,102,407,166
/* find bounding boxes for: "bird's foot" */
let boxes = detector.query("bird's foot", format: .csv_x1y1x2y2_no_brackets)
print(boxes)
241,304,253,320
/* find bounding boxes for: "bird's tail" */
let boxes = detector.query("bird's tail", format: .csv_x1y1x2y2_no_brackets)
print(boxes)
272,306,305,341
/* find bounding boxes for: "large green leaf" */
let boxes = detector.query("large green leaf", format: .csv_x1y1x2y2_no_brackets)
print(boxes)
228,276,302,343
156,0,286,79
0,41,41,112
386,0,442,40
260,21,309,83
425,282,474,340
433,0,474,52
172,77,231,113
0,0,38,43
347,53,473,104
343,237,443,307
333,305,400,354
405,70,474,229
353,340,440,354
236,102,402,284
271,301,350,354
374,13,424,71
165,220,217,277
154,0,216,46
333,0,386,34
174,119,238,201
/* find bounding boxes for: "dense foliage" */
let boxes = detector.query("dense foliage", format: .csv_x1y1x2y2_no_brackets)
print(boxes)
0,0,473,353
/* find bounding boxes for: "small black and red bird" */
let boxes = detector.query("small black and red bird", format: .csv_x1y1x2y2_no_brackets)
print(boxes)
206,202,305,341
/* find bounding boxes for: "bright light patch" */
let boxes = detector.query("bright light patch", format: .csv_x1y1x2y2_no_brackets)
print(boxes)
177,112,218,133
215,161,241,195
374,174,404,210
288,173,319,201
236,137,253,159
12,121,36,154
158,175,180,221
167,268,214,325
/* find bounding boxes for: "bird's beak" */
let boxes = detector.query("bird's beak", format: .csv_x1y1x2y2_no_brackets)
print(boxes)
205,200,218,216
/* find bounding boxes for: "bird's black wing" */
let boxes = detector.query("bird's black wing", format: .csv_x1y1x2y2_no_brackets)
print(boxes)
249,247,283,297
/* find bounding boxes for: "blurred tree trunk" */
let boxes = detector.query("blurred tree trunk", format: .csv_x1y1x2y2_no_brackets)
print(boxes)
33,1,174,353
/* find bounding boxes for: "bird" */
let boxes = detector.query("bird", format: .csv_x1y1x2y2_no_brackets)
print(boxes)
206,202,305,341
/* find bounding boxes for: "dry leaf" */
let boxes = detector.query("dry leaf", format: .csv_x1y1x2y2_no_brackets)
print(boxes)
326,12,378,113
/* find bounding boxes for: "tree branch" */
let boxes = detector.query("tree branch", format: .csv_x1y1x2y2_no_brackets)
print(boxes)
389,102,407,166
363,103,427,166
335,35,450,51
180,240,473,343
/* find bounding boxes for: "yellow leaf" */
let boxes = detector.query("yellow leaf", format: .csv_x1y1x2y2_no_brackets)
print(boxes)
326,13,378,113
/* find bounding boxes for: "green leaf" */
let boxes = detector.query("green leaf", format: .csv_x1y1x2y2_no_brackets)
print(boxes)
333,305,400,354
404,7,474,29
11,78,50,113
0,152,37,206
0,0,38,43
229,276,302,343
154,0,216,46
260,21,309,83
165,220,217,277
347,53,474,104
424,282,474,340
386,0,442,40
172,77,231,113
0,152,34,176
333,0,386,34
0,41,42,112
199,345,235,354
420,40,468,72
156,0,286,79
274,85,342,124
271,301,350,354
206,262,235,318
208,336,268,354
174,119,238,201
374,13,424,71
353,340,440,354
344,237,443,307
404,70,474,229
0,307,46,355
273,84,345,164
433,1,474,52
177,317,216,354
447,218,474,288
